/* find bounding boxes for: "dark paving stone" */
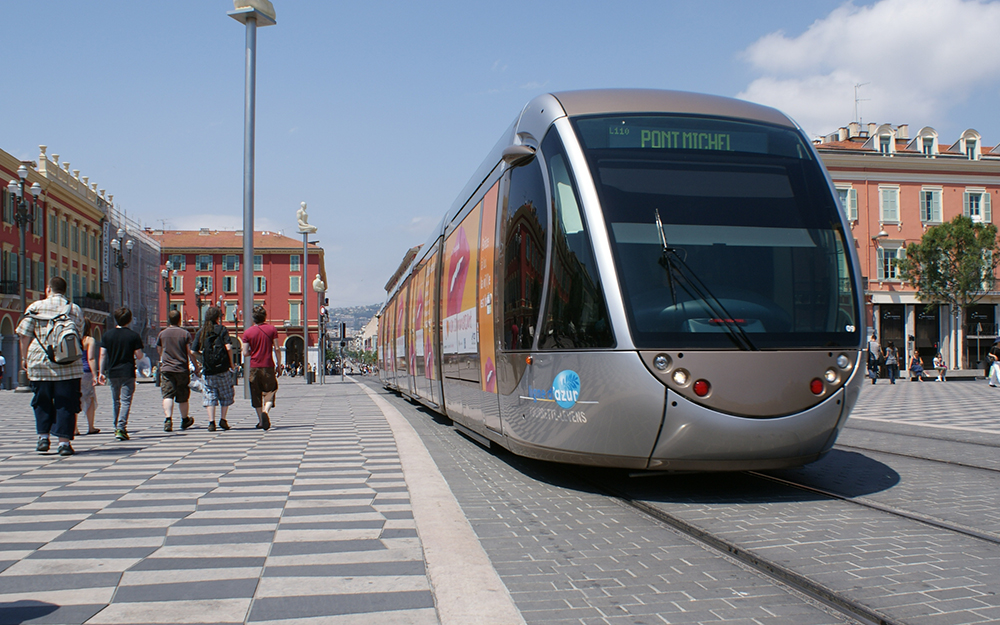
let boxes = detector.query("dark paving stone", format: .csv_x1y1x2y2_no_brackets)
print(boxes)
248,590,434,621
26,547,159,559
268,539,385,556
129,556,266,571
280,505,375,516
163,531,274,546
380,528,418,539
114,578,259,602
276,520,384,531
0,572,121,593
53,528,166,541
263,561,426,577
0,601,105,625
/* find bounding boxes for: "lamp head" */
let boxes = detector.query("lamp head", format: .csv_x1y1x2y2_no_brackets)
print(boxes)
17,165,28,180
161,269,169,279
116,228,125,240
872,229,889,240
110,238,120,251
126,239,135,251
7,180,17,196
30,182,41,197
165,260,173,271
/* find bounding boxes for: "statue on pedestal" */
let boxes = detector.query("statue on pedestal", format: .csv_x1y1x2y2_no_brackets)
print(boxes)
297,202,318,234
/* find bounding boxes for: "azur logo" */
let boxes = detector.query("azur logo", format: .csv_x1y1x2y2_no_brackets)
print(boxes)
552,370,581,409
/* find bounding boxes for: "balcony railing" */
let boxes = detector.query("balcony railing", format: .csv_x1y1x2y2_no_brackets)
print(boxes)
75,296,111,313
0,280,19,295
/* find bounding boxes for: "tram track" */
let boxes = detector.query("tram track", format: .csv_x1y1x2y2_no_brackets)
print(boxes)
833,442,1000,474
573,470,899,625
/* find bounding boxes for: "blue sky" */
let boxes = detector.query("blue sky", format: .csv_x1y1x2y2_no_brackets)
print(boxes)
6,0,1000,306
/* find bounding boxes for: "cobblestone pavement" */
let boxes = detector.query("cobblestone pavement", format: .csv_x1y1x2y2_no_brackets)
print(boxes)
3,375,999,625
0,379,448,624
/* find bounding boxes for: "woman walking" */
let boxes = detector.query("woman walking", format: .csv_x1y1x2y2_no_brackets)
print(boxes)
884,341,899,384
194,306,234,431
77,319,100,435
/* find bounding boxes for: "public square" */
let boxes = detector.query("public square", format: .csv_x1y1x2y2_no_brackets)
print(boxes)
1,375,999,624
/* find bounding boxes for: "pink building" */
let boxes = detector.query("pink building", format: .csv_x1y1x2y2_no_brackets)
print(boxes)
816,122,1000,369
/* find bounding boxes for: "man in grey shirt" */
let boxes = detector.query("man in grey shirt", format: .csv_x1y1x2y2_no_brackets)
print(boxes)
156,309,200,432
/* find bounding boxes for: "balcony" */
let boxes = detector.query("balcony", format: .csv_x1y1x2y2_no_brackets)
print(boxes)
0,280,18,295
75,296,111,313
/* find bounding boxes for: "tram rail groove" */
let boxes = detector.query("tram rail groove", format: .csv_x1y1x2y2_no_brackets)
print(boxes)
748,471,1000,545
583,476,900,625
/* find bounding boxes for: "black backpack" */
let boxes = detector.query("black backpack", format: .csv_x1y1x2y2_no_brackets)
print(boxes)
201,327,230,375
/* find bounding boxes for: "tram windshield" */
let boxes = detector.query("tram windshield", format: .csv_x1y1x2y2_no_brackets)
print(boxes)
572,114,859,349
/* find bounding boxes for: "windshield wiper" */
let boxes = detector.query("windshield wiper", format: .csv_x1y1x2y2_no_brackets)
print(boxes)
654,209,758,351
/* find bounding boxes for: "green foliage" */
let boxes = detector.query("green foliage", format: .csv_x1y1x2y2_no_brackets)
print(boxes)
897,215,1000,307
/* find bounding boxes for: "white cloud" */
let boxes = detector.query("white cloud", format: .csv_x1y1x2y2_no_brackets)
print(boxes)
738,0,1000,138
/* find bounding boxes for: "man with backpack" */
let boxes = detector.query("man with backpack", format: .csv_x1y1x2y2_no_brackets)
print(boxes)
98,307,146,441
16,276,85,456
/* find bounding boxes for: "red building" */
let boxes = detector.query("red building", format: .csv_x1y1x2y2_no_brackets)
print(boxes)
152,229,327,368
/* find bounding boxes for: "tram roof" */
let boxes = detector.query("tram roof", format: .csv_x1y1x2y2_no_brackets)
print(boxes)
550,89,794,128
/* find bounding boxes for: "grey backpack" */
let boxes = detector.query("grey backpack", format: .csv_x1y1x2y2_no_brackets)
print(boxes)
30,305,83,365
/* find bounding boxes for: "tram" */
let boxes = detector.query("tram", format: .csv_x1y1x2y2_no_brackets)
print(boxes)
379,89,864,470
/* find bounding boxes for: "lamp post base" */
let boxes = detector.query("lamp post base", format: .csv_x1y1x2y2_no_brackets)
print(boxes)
14,369,31,393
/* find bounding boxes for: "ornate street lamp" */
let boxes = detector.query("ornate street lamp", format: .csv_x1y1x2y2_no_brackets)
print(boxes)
110,227,134,308
194,283,205,331
160,260,176,325
8,165,42,392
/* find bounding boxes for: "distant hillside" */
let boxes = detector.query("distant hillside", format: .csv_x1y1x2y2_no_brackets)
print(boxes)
327,303,381,331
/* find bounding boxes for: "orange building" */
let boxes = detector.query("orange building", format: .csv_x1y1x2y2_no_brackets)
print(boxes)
816,122,1000,369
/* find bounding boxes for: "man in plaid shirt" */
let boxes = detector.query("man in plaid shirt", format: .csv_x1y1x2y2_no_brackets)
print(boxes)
16,276,85,456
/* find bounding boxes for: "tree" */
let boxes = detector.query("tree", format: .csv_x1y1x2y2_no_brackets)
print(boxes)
897,215,1000,367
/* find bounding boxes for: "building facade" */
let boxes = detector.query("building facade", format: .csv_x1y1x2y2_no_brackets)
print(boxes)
816,122,1000,370
1,145,112,389
153,229,327,369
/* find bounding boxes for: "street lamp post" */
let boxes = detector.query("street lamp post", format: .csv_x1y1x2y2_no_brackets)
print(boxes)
313,274,326,385
160,260,176,312
110,228,134,309
8,165,42,393
194,284,205,332
230,0,276,399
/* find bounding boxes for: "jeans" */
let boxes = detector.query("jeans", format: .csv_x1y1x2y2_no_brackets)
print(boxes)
110,377,136,431
31,379,81,440
886,363,898,383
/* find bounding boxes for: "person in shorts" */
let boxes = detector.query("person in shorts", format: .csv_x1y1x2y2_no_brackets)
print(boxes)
156,309,200,432
194,306,235,432
241,305,280,430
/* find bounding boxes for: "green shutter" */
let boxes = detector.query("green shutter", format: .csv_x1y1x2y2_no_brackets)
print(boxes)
984,192,992,223
963,192,970,217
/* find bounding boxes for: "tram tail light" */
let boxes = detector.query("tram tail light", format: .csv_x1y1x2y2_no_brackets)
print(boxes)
693,379,710,397
810,378,824,395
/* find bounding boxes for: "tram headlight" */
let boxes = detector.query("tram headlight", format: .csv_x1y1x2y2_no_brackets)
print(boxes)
654,354,671,371
836,354,850,369
672,369,689,385
824,368,838,383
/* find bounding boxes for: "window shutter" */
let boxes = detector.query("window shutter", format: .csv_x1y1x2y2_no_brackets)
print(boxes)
933,192,942,222
984,193,992,223
876,248,885,280
849,189,858,221
963,192,970,217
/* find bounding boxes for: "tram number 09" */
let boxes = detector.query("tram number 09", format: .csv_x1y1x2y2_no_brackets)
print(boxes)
609,126,630,136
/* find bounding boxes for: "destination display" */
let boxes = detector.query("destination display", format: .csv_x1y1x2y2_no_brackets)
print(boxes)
575,116,776,155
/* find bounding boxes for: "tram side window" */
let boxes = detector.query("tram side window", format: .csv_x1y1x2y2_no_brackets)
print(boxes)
539,131,614,349
501,155,548,350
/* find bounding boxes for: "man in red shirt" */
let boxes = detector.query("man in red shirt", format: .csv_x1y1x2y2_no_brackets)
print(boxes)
241,305,280,430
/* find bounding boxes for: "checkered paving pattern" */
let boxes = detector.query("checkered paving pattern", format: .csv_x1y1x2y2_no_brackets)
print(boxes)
850,377,1000,434
0,379,438,624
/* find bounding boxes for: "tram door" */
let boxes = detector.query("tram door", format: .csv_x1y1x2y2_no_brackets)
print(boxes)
880,304,906,370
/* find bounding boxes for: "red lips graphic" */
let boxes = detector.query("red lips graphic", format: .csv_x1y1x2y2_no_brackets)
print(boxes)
447,227,470,317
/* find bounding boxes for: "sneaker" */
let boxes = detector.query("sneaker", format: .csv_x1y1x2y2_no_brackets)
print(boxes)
261,412,271,431
208,421,217,432
115,429,129,441
36,437,50,453
218,419,230,431
58,443,75,456
181,417,194,430
164,418,173,432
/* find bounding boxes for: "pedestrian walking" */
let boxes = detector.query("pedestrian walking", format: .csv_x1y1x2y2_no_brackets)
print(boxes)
867,331,882,384
77,319,101,435
16,276,85,456
156,309,200,432
988,340,1000,387
884,340,899,384
194,306,234,431
98,307,145,441
241,305,280,430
